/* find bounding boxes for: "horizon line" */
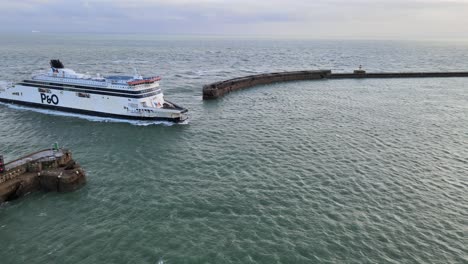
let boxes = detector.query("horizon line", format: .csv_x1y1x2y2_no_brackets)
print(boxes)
1,32,468,42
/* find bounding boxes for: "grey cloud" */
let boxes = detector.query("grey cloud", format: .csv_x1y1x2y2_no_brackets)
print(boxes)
0,0,467,39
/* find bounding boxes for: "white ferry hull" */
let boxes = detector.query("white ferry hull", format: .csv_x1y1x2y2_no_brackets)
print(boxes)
0,84,188,122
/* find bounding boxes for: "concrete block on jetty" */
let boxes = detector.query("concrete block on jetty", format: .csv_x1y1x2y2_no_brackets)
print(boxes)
203,68,468,100
0,148,86,203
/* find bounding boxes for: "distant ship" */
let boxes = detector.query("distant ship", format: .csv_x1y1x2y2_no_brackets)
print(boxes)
0,60,188,122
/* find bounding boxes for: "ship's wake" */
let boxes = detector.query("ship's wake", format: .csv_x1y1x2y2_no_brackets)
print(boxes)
0,102,188,126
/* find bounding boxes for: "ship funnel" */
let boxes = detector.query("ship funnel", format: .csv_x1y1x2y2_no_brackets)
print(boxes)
50,59,64,69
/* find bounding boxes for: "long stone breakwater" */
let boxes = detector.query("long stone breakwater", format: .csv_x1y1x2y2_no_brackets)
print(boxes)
0,149,86,203
202,69,468,100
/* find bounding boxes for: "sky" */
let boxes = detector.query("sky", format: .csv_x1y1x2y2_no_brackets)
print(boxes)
0,0,467,39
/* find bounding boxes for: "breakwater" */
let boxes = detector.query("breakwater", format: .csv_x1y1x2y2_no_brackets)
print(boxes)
203,70,331,100
0,149,86,203
202,70,468,99
330,71,468,79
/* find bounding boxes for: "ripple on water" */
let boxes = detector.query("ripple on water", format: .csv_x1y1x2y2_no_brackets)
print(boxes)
0,38,467,263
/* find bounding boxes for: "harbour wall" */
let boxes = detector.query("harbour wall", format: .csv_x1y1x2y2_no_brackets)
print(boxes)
330,72,468,79
202,70,468,99
0,149,86,202
203,70,332,100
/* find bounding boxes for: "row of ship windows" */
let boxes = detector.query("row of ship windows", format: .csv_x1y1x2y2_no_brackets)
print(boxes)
43,79,126,88
11,89,153,103
40,77,155,89
38,89,157,104
42,78,106,84
39,88,109,99
38,88,159,99
78,93,116,100
76,93,116,100
34,83,157,94
123,106,155,113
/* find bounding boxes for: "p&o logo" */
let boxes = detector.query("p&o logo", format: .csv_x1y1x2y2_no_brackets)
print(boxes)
40,93,59,105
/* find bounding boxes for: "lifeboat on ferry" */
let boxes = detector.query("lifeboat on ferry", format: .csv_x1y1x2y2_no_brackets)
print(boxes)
127,76,161,86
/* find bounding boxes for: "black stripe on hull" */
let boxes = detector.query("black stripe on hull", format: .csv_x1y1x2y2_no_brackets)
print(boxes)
22,80,158,95
17,83,161,98
0,98,185,123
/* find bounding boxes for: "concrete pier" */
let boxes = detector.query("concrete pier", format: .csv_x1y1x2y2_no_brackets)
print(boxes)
202,70,468,100
0,149,86,203
203,70,331,100
330,71,468,79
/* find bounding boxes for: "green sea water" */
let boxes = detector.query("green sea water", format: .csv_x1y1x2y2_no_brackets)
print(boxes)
0,35,467,263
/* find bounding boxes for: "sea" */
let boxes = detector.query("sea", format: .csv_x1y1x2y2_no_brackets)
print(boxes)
0,34,467,264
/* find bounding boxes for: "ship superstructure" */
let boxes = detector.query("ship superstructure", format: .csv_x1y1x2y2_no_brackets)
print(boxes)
0,60,188,122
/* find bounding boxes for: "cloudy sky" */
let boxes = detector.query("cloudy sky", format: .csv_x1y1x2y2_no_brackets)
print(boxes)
1,0,467,39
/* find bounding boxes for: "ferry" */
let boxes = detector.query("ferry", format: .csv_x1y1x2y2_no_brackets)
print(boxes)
0,60,188,122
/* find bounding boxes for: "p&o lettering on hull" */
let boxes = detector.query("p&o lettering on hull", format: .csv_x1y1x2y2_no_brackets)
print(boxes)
40,93,59,105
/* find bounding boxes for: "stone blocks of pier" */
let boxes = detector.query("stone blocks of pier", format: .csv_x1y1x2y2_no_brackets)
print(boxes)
203,70,332,100
39,166,86,193
0,149,86,203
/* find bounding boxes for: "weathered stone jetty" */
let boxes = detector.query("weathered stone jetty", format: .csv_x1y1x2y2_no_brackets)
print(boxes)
0,149,86,203
202,69,468,100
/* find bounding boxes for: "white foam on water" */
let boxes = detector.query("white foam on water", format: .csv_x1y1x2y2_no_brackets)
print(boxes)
0,102,189,126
